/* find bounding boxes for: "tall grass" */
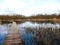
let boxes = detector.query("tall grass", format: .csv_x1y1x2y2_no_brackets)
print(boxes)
25,26,60,45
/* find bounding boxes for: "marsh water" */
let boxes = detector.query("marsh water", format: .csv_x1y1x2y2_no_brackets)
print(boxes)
0,21,60,45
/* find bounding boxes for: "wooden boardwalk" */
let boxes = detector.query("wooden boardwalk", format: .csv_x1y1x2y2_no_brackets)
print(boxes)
3,22,22,45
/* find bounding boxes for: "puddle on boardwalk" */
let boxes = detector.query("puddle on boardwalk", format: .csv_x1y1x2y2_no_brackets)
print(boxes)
0,21,60,45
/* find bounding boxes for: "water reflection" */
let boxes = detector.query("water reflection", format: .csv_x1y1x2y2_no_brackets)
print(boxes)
18,21,60,45
18,21,60,28
0,21,60,45
0,24,9,45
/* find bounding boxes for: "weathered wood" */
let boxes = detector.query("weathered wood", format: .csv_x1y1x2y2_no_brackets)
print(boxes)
3,22,22,45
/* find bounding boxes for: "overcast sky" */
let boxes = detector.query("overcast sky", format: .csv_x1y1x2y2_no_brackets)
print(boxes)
0,0,60,16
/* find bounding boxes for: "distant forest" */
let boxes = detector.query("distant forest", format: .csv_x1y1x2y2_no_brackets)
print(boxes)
0,14,60,19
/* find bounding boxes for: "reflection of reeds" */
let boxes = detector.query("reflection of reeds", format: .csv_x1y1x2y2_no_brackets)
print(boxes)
25,27,60,45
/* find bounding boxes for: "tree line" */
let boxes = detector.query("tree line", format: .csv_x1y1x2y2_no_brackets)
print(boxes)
0,14,60,20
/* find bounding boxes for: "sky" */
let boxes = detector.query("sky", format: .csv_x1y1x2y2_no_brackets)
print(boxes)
0,0,60,16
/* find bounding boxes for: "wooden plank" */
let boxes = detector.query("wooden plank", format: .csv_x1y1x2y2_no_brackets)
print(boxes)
3,22,22,45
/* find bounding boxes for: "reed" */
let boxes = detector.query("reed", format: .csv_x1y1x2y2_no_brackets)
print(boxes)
25,26,60,45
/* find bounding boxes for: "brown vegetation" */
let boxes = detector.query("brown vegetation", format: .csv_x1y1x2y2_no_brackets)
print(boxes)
0,14,60,23
25,27,60,45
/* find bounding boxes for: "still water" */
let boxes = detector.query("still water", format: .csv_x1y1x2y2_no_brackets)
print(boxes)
0,24,9,45
0,21,60,45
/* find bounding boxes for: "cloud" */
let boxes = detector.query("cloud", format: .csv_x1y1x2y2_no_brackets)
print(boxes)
20,3,60,16
0,0,25,9
0,0,60,16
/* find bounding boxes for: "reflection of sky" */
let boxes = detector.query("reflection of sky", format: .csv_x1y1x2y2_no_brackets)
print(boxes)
0,0,60,16
18,22,36,45
18,21,60,45
0,25,8,34
0,25,9,45
18,21,60,28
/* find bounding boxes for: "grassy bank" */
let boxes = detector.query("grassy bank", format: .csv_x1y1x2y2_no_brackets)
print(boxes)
0,14,60,23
